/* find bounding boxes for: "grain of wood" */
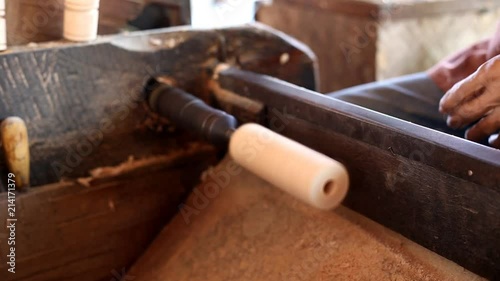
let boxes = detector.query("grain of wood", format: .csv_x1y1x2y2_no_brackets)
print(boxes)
0,25,316,186
259,2,377,92
0,145,216,281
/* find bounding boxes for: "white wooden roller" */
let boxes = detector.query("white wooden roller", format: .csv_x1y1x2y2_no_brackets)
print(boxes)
229,123,349,210
63,0,100,42
0,0,6,51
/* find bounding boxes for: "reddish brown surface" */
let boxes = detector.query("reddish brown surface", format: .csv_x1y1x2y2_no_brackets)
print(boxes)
129,158,484,281
0,145,216,281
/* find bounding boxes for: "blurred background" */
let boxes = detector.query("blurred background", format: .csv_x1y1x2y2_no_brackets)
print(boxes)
7,0,500,92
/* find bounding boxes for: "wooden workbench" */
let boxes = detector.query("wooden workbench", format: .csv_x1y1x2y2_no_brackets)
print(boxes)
0,24,318,281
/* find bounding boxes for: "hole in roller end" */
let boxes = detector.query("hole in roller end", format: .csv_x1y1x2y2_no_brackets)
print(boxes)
323,180,335,195
143,77,160,101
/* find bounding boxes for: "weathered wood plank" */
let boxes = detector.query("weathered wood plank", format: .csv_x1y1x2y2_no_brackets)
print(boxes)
0,145,216,281
282,0,500,19
0,25,316,186
258,1,377,92
215,68,500,279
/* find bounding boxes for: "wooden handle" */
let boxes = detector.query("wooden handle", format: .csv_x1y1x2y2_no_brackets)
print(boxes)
1,117,30,189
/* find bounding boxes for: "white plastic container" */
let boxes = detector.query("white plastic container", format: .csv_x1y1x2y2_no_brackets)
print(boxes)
190,0,258,28
63,0,100,42
0,0,6,51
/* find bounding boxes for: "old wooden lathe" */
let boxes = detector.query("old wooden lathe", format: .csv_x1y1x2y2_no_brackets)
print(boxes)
0,22,498,281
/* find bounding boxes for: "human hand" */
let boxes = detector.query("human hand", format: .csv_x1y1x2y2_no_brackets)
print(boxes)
429,21,500,93
439,55,500,148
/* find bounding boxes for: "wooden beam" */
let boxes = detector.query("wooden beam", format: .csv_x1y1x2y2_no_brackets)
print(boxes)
0,25,316,186
0,146,216,281
276,0,500,20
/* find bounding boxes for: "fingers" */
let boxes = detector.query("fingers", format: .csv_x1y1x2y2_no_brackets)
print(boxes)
445,86,500,129
439,55,500,149
439,56,500,129
489,134,500,148
465,108,500,142
439,71,486,116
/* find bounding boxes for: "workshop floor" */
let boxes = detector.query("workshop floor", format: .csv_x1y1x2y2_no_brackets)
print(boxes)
128,158,485,281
